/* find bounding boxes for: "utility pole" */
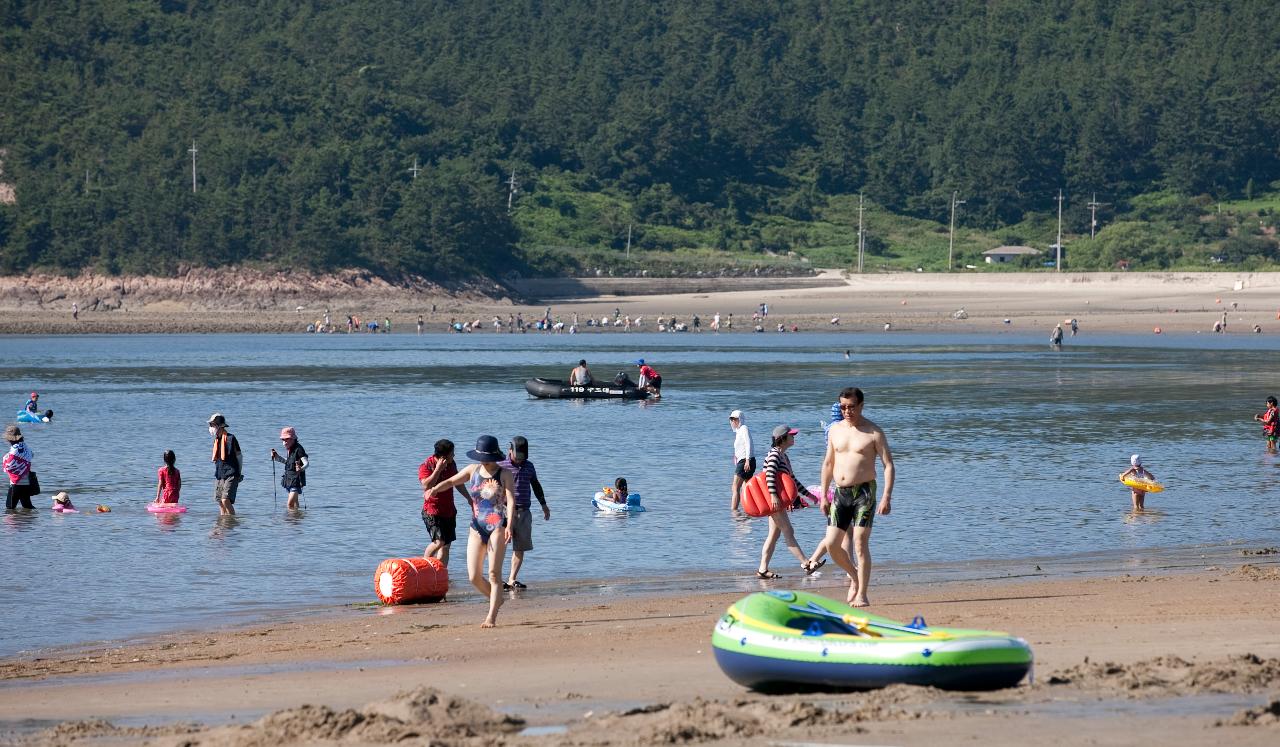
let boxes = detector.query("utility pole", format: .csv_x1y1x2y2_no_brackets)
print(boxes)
1087,193,1102,239
505,168,519,214
188,141,198,193
408,157,421,180
856,193,865,273
625,223,632,260
1055,189,1064,272
948,190,966,271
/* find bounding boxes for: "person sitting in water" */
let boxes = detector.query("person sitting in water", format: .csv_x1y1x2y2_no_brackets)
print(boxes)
24,392,38,414
597,477,632,505
612,370,638,387
569,359,593,386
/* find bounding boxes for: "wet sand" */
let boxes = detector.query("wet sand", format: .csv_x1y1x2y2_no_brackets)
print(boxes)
5,271,1280,336
3,546,1278,745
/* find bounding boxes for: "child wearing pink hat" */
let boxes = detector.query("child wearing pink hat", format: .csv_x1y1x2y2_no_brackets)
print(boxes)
271,427,309,510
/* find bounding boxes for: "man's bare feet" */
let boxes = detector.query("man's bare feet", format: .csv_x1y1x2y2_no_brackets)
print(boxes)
480,619,497,628
848,595,870,608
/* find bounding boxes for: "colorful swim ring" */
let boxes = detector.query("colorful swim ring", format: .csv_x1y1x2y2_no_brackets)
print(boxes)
1120,476,1164,493
592,490,645,512
51,505,78,513
147,503,188,513
712,590,1033,692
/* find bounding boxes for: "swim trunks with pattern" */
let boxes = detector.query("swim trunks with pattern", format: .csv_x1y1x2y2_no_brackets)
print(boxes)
829,481,877,531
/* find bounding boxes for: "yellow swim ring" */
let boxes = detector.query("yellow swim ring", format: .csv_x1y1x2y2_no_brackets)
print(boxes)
1120,476,1164,493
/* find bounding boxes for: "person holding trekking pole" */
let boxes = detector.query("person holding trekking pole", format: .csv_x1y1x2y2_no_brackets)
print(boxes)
270,426,308,511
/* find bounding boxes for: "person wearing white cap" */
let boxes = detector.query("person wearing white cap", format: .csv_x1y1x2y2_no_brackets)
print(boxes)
1118,454,1156,512
729,410,755,512
208,413,242,516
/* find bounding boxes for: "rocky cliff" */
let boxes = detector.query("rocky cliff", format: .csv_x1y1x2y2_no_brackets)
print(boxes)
0,268,511,311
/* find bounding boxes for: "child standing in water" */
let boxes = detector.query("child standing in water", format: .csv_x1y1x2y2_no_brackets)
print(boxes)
1118,454,1155,511
153,450,181,505
1254,396,1278,452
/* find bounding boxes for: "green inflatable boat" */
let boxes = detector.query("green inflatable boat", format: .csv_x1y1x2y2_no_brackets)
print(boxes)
712,590,1032,692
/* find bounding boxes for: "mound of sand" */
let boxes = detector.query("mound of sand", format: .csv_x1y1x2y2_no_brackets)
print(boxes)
1216,698,1280,728
1232,563,1280,581
573,686,939,745
24,687,522,746
1047,654,1280,696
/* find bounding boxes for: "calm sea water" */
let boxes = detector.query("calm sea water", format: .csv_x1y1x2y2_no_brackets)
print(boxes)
2,330,1279,656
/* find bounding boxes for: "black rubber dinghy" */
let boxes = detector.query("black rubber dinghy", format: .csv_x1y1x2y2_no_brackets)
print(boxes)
524,377,651,400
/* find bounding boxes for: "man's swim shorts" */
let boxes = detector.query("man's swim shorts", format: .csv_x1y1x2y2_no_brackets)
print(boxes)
829,481,876,531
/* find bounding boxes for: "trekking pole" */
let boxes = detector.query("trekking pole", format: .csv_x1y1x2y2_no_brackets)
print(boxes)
271,456,278,510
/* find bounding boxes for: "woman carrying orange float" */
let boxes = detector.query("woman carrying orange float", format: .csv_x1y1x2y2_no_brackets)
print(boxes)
754,425,822,579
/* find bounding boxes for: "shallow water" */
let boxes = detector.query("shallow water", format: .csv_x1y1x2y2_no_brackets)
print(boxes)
2,330,1278,656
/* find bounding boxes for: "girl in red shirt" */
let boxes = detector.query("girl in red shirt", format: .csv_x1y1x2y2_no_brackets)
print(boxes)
153,450,181,505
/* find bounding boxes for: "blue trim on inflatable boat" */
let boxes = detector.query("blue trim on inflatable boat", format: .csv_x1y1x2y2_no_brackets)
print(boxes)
712,647,1029,692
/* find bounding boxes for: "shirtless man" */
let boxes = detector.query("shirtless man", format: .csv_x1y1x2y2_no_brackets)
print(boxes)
568,359,593,385
809,386,895,607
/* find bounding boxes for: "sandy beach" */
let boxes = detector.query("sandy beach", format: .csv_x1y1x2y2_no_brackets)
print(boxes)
4,271,1280,745
2,547,1278,746
5,271,1280,336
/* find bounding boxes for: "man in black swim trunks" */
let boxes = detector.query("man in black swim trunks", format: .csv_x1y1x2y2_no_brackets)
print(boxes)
807,386,895,608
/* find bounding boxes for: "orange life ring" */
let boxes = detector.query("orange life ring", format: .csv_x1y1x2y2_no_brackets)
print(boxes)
741,471,798,517
375,556,448,604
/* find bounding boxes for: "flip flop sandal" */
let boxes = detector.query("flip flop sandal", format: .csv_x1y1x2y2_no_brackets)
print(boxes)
803,559,827,576
511,581,527,589
502,582,513,591
756,570,781,579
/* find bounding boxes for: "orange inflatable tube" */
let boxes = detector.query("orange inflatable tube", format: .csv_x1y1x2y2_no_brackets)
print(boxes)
375,556,449,604
741,471,798,517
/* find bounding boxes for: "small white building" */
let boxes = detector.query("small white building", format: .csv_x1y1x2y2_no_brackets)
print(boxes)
982,246,1041,264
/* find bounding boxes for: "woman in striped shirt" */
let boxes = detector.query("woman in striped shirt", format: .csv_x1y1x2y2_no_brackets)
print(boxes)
756,425,817,579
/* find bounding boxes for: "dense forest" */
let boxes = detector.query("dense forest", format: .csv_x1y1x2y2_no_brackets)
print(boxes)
2,0,1279,278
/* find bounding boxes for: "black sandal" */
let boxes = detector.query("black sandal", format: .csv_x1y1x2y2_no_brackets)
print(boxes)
803,559,827,576
756,570,781,579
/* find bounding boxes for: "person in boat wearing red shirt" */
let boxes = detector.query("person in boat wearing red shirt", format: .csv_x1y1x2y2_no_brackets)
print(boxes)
419,439,473,568
635,359,662,397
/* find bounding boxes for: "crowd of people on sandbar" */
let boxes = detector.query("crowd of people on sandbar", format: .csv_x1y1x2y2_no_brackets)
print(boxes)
296,301,821,335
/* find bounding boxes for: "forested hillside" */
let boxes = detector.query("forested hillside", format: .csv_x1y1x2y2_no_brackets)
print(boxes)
2,0,1279,278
